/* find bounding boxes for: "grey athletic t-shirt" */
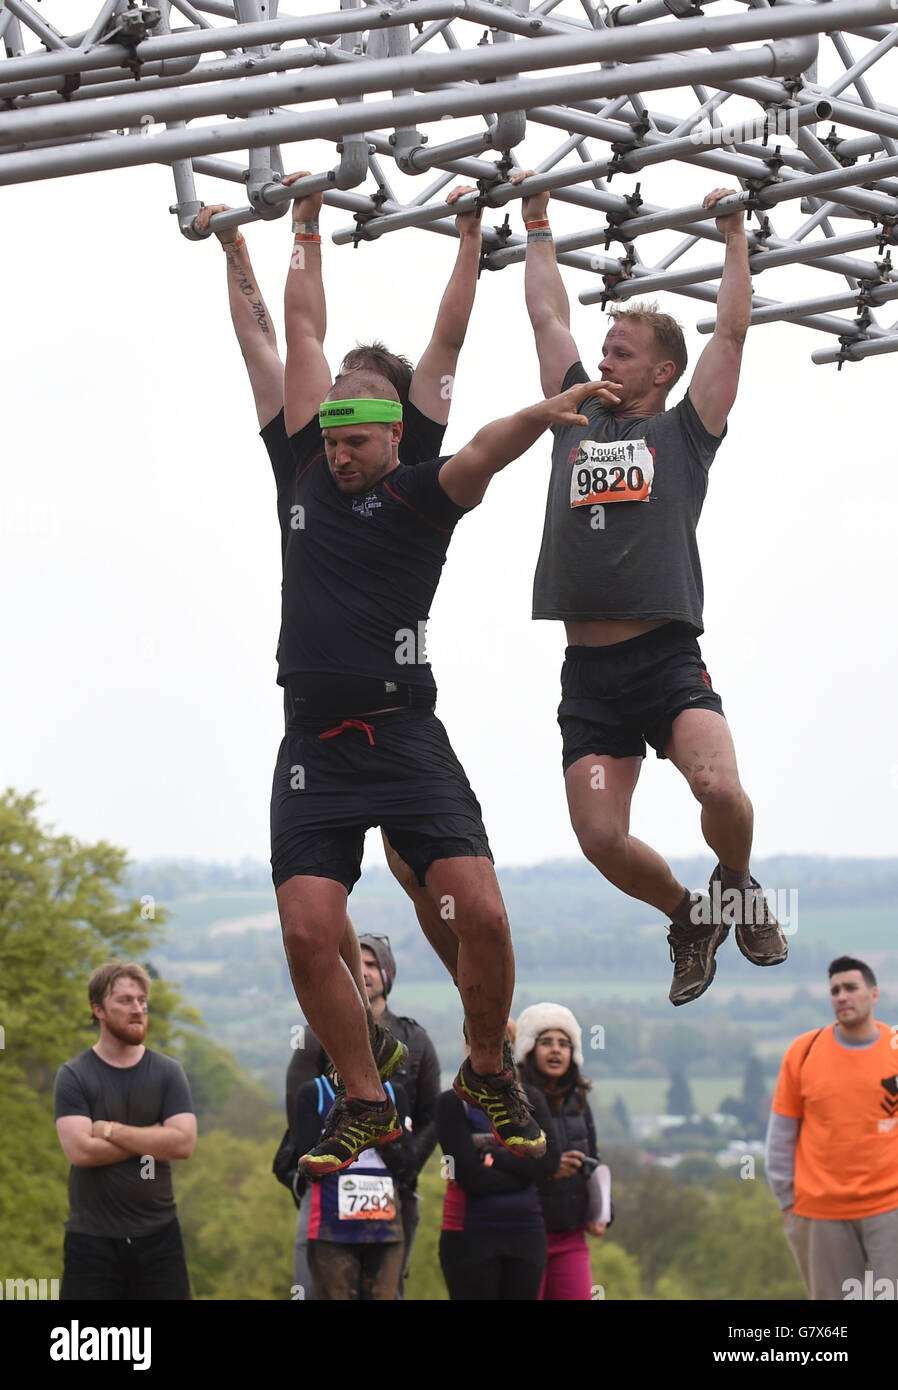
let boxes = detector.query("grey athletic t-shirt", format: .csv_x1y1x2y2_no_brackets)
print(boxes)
532,361,726,634
54,1047,194,1237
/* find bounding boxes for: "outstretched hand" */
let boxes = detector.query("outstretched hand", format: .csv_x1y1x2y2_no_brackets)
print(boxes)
194,203,238,244
544,378,621,427
510,168,549,225
283,170,324,224
446,183,482,239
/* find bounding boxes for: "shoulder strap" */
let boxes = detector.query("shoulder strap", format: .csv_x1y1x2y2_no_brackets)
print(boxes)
799,1028,824,1073
315,1075,336,1121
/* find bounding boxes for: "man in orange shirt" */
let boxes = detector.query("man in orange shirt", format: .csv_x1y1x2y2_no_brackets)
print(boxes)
766,957,898,1300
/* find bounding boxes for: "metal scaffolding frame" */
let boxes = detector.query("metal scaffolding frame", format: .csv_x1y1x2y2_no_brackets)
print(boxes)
4,0,898,364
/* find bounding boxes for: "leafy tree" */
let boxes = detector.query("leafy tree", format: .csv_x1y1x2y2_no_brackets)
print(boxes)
612,1094,631,1135
665,1066,695,1117
610,1164,709,1293
590,1240,642,1300
654,1180,805,1301
176,1128,296,1300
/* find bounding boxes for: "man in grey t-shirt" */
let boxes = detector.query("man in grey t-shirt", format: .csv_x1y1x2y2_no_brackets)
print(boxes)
54,961,196,1299
514,173,788,1007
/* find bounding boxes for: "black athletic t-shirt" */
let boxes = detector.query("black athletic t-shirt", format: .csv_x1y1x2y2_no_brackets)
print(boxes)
260,403,446,569
273,418,467,690
54,1047,194,1237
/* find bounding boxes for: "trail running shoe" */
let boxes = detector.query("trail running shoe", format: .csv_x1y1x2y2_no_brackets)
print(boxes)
667,911,729,1007
329,1022,408,1094
298,1095,401,1179
710,865,788,967
453,1057,546,1158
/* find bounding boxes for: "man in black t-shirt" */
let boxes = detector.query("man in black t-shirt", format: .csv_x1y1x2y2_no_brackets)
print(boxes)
54,961,196,1300
194,176,477,1065
515,172,789,1008
272,359,605,1175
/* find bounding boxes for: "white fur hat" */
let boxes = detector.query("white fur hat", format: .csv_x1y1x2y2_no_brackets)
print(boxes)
515,1003,584,1067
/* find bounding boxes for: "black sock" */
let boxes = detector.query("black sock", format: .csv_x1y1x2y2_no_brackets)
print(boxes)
348,1095,390,1111
670,889,701,932
720,863,752,892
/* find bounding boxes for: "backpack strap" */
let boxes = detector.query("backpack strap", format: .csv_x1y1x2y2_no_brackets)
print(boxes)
315,1075,336,1123
799,1028,824,1073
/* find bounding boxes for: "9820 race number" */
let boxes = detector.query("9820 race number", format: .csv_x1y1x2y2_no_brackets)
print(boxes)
575,464,647,496
570,438,654,507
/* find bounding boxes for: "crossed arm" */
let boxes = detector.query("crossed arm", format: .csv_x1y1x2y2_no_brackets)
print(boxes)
56,1113,197,1167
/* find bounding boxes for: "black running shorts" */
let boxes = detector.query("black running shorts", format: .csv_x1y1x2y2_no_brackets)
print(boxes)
558,622,725,768
270,707,492,892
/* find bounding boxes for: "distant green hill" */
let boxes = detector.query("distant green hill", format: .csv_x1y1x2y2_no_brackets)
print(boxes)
136,855,898,1103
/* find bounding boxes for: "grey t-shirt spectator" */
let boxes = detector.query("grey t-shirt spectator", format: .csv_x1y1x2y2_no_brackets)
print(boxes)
532,361,726,634
54,1048,194,1237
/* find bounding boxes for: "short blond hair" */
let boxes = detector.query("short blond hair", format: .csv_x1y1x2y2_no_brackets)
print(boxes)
608,300,688,387
88,960,151,1024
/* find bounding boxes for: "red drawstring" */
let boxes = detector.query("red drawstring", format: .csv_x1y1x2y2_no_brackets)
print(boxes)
318,719,376,746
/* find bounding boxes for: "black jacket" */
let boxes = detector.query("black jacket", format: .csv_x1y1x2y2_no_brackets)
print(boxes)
285,1010,441,1175
536,1088,599,1234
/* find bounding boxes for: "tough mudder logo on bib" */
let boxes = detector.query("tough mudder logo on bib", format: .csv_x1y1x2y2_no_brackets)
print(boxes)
570,438,654,507
337,1172,396,1219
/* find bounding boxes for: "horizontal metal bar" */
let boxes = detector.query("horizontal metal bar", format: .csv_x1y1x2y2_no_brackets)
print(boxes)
0,41,816,186
0,2,467,83
582,229,892,303
812,335,898,364
0,38,348,104
696,299,889,339
740,280,898,327
0,16,822,147
3,0,889,89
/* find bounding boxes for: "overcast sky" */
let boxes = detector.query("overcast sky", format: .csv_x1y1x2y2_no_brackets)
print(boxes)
3,23,897,876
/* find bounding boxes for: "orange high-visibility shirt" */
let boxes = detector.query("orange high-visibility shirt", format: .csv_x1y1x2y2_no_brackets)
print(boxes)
772,1022,898,1219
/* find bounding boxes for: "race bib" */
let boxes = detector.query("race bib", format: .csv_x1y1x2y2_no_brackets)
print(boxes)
337,1173,396,1221
570,438,654,507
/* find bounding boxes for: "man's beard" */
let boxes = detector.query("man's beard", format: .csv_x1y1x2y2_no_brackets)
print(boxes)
104,1017,147,1045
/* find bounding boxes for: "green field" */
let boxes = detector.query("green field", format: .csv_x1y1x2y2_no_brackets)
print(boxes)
594,1076,742,1116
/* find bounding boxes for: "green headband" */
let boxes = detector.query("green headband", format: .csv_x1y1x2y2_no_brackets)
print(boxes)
319,398,403,427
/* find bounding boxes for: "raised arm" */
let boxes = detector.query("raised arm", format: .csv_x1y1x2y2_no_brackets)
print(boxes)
439,378,612,510
511,170,580,399
408,186,483,426
195,204,284,429
688,188,752,437
283,172,333,436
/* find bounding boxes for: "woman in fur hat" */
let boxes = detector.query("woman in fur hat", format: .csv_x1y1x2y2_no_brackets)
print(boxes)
516,1003,607,1301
